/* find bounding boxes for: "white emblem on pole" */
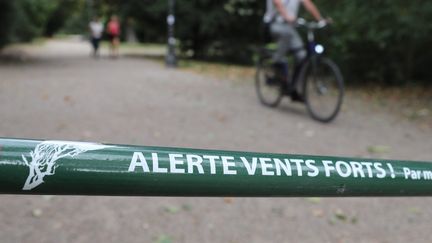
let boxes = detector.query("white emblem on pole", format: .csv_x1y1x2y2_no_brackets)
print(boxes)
21,141,111,190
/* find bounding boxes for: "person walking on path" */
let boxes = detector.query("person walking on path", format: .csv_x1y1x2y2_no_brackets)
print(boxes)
107,15,121,58
89,16,104,58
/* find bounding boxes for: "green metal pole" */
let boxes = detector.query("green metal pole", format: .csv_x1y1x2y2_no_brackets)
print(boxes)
0,138,431,196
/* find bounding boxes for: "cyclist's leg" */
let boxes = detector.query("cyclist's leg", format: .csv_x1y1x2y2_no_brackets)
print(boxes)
271,23,289,63
288,28,307,99
270,22,291,81
290,31,307,64
289,28,306,77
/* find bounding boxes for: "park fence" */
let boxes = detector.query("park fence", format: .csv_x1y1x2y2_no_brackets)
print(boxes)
0,138,431,196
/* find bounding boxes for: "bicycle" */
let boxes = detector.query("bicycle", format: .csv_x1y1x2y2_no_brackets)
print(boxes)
255,18,344,123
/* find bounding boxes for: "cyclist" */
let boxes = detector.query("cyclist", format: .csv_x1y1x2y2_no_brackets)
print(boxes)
264,0,327,99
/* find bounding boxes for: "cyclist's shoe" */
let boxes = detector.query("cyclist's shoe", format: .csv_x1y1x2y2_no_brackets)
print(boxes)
291,91,305,102
266,62,288,86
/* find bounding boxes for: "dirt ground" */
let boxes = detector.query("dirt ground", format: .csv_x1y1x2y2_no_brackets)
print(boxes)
0,38,431,243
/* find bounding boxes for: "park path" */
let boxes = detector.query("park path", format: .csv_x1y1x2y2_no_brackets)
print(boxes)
0,38,431,243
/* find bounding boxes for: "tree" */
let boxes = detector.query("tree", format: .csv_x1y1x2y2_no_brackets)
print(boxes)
22,141,111,190
2,0,430,84
316,0,432,84
0,0,58,48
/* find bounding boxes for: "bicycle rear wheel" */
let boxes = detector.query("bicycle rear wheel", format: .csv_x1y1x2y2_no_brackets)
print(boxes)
301,57,344,122
255,54,284,107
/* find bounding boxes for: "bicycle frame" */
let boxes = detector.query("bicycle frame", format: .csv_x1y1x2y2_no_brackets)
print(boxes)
297,18,327,58
256,19,344,122
290,19,327,88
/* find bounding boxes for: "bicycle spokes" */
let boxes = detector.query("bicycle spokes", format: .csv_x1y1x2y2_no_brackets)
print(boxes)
303,58,344,122
255,59,284,107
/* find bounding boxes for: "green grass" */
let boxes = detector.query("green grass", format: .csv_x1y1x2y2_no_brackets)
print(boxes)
177,58,255,82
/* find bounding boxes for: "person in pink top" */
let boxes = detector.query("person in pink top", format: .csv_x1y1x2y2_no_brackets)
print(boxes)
107,15,121,58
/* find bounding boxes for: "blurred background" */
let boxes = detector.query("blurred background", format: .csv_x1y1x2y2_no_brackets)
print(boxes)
1,0,432,85
0,0,431,242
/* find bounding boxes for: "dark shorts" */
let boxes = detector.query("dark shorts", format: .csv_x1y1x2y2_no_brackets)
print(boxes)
108,33,119,42
91,37,101,50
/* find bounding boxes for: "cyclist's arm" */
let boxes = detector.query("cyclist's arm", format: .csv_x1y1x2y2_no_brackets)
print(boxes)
302,0,323,21
273,0,296,23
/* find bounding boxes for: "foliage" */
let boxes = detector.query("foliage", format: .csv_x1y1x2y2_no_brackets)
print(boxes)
175,0,264,62
113,0,431,84
44,0,81,36
1,0,431,84
0,0,82,46
316,0,432,84
0,0,16,47
0,0,58,47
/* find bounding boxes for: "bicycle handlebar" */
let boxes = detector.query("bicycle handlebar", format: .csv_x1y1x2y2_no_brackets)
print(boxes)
295,18,328,29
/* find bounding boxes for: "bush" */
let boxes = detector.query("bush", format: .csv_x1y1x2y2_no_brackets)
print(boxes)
119,0,431,84
2,0,430,85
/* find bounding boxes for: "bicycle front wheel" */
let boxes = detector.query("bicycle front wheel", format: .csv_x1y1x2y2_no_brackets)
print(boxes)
255,55,284,107
301,57,344,123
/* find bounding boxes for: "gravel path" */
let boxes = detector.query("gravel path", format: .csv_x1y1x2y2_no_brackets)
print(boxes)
0,39,431,243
